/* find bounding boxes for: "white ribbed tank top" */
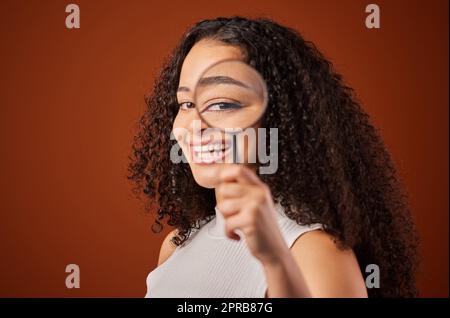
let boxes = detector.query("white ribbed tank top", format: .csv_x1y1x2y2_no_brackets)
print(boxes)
145,204,323,298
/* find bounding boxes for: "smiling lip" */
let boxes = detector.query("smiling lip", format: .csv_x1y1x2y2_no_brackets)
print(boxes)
187,141,232,164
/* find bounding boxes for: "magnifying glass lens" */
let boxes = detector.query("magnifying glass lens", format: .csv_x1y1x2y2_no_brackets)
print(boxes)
193,59,268,131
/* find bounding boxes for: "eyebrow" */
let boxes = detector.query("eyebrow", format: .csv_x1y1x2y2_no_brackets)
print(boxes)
177,76,250,93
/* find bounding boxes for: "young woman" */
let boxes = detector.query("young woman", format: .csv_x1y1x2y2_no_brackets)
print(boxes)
129,17,418,298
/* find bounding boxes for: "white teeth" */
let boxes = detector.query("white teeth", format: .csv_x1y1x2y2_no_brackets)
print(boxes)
191,145,205,152
191,143,231,164
192,143,227,153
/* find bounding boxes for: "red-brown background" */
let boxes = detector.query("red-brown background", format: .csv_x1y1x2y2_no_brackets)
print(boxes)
0,0,448,297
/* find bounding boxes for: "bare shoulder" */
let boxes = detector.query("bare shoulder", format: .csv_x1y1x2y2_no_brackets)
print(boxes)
157,229,178,266
290,229,368,297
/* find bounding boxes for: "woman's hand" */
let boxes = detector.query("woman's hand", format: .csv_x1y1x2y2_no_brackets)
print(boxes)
215,165,290,266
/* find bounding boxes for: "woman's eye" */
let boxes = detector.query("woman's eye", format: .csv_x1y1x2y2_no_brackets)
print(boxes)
205,102,242,112
178,102,195,110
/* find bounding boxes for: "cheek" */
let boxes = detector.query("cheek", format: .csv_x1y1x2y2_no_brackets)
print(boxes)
172,110,183,130
172,111,191,153
173,111,187,138
241,124,261,164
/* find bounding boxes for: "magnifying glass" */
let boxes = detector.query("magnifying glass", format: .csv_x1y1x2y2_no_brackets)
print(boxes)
192,59,268,164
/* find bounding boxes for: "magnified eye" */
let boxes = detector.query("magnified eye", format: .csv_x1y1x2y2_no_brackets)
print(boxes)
205,102,242,112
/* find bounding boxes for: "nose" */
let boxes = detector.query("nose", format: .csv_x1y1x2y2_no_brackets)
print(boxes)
189,109,209,137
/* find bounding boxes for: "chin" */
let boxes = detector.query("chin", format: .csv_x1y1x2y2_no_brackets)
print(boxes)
189,163,222,188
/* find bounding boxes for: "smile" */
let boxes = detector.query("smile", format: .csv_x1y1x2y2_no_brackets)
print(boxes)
189,142,232,164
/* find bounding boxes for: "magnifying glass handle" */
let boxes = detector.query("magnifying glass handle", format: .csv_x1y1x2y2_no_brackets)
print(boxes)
232,134,237,164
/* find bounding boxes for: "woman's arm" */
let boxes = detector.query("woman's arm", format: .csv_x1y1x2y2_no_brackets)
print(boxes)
263,230,368,298
215,165,368,298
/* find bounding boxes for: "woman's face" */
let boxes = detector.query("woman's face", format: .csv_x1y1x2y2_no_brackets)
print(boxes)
173,39,260,188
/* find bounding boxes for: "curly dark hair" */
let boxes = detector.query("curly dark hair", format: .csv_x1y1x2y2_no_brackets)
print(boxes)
128,16,419,297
